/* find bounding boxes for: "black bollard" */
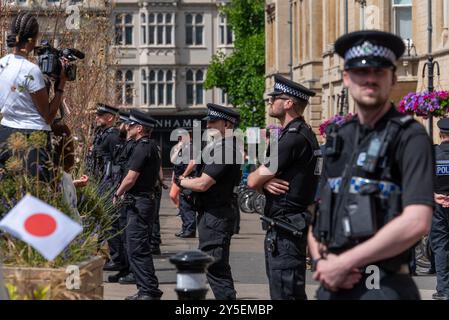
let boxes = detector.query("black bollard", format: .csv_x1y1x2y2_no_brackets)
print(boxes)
169,250,214,300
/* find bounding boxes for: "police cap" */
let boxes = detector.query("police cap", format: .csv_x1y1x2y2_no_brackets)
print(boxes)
203,103,240,124
437,118,449,134
128,110,157,128
334,30,405,70
96,103,119,115
267,74,316,102
118,110,131,124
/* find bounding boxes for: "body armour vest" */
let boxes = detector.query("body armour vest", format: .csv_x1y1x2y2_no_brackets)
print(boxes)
314,112,414,272
264,119,321,217
435,142,449,194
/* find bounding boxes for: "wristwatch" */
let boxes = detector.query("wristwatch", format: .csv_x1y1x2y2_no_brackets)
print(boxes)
311,258,323,272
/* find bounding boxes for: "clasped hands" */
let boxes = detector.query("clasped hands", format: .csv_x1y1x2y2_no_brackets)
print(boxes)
435,193,449,207
313,254,362,292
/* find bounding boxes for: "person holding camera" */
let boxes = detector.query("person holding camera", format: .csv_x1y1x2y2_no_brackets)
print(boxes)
309,30,434,300
0,12,68,180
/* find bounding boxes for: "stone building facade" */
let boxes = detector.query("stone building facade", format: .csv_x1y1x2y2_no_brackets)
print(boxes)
265,0,449,141
113,0,233,165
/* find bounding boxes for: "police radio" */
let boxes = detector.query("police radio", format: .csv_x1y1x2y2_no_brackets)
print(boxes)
324,124,341,157
362,136,382,173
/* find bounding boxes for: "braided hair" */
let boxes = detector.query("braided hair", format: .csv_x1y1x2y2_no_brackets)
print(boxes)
6,12,39,48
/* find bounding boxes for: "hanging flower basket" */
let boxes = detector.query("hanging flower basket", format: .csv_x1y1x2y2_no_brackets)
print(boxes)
266,124,282,139
319,113,354,137
398,91,449,118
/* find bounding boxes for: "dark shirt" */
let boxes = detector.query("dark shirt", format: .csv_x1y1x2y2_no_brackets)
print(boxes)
316,106,434,253
264,117,320,216
98,127,121,162
200,137,242,207
127,136,160,195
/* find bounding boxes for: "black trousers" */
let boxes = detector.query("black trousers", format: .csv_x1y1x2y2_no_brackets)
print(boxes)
125,194,162,297
430,204,449,295
264,228,307,300
198,207,236,300
150,191,162,249
179,193,197,234
317,271,420,300
0,125,52,182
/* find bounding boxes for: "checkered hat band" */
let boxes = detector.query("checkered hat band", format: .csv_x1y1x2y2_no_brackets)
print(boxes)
345,43,397,63
274,82,310,101
208,110,236,123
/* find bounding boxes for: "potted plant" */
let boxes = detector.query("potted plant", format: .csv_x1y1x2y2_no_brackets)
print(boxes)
0,132,115,300
319,113,355,138
398,91,449,118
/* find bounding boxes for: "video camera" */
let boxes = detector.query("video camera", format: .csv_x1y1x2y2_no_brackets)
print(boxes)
35,40,85,81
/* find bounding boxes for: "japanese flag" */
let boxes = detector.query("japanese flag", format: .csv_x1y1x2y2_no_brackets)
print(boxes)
0,194,82,261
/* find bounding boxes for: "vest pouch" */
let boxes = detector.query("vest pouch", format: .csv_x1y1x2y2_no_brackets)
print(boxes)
344,183,379,239
314,182,333,243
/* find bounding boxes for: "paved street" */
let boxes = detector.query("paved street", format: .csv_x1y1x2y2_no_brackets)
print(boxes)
104,184,438,300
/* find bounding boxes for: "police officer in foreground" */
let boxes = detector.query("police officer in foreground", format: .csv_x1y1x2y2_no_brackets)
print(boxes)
247,75,320,300
309,30,434,300
430,119,449,300
177,104,242,300
113,110,163,300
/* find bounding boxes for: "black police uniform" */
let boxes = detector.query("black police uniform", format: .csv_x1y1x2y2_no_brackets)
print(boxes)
192,104,242,300
150,145,163,253
107,112,136,279
88,104,125,270
263,75,321,300
174,141,197,237
122,110,162,299
430,118,449,299
313,31,435,300
88,103,121,185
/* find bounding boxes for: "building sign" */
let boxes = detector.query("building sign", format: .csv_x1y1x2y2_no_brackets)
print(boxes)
152,115,206,131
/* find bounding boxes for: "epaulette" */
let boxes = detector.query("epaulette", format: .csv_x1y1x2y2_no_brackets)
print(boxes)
390,115,414,128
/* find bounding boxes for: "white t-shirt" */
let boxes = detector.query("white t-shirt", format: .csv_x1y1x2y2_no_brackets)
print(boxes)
0,54,49,131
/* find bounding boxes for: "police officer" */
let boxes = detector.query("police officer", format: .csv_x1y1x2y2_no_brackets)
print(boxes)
430,118,449,300
149,147,165,255
113,110,163,300
172,129,197,238
87,103,120,183
177,104,242,300
107,110,135,283
310,30,434,300
247,75,320,300
88,103,125,273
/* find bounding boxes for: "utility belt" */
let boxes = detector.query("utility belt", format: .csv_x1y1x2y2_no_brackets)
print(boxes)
124,192,155,205
261,212,309,237
358,263,410,276
327,245,411,274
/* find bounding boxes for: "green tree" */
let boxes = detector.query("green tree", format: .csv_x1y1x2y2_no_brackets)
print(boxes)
205,0,266,129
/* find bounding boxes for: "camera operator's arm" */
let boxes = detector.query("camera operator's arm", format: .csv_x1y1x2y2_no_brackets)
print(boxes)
30,64,68,125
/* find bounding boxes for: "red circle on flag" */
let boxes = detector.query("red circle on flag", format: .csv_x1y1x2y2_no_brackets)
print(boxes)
24,213,57,237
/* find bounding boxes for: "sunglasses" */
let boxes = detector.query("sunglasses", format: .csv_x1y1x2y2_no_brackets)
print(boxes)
267,95,290,104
